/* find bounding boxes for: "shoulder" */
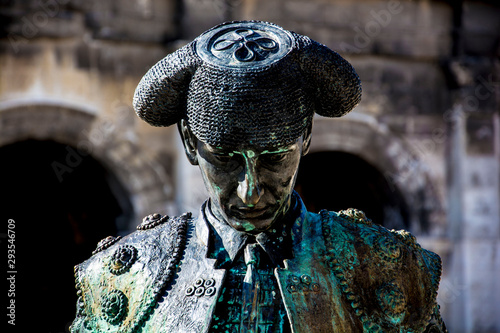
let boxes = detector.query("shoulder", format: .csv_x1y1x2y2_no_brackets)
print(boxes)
318,208,443,332
71,213,192,333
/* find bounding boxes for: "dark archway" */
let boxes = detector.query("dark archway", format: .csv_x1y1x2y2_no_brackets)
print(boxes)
0,139,133,332
295,151,410,230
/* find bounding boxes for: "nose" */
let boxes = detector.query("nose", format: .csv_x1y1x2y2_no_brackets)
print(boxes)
237,161,263,206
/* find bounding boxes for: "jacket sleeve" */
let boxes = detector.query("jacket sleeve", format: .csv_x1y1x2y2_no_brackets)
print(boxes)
70,213,190,333
321,208,446,332
424,305,448,333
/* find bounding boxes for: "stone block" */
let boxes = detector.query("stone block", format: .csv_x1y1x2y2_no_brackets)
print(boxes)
1,0,180,47
175,151,207,214
463,155,499,240
462,2,500,57
464,240,500,332
181,0,236,39
83,0,180,43
350,57,449,116
239,0,286,24
75,41,172,77
466,115,496,155
282,0,326,24
1,7,85,52
240,0,453,59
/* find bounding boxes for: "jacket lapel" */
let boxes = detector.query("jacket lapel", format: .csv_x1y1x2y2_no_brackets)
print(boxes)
275,207,359,333
148,208,226,333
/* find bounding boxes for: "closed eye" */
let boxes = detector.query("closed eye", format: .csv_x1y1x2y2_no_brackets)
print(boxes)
213,153,233,163
261,152,287,164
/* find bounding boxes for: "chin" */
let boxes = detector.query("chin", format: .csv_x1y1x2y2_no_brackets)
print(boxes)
227,214,278,233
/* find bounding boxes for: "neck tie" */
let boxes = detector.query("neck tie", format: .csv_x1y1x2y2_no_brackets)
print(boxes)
241,243,260,332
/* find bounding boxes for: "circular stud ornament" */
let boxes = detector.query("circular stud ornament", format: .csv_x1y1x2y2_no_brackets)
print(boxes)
185,286,195,296
196,21,293,68
205,286,216,296
301,274,312,284
339,208,373,225
137,213,169,230
101,290,128,325
375,235,402,263
286,274,320,293
93,236,122,255
185,277,217,298
376,282,407,324
109,245,138,275
204,278,215,287
194,278,204,287
195,287,205,297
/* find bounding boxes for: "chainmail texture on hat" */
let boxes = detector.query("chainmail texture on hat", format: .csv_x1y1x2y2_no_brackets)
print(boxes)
133,21,362,148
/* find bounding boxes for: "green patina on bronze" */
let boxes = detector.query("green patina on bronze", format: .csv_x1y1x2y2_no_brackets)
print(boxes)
71,20,446,333
71,204,446,333
72,214,190,333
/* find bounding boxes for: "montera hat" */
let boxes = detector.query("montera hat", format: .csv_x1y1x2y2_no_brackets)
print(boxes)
133,20,361,148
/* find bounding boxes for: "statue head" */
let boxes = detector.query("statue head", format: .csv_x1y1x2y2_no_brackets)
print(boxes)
133,21,361,232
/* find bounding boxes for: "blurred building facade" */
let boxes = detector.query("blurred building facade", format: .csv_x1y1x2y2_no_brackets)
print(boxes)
0,0,498,332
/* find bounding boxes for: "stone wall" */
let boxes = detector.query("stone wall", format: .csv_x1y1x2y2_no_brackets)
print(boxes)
0,0,184,222
1,0,499,332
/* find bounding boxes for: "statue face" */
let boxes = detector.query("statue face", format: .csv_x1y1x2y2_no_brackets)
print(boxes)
180,120,311,233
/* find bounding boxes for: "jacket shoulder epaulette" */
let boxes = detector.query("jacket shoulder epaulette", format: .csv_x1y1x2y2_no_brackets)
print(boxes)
70,213,191,333
320,208,444,332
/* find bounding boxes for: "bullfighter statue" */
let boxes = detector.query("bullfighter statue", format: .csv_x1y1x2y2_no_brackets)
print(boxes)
71,20,446,333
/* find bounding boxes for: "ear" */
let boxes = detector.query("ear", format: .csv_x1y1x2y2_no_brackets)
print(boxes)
178,119,199,165
301,121,313,156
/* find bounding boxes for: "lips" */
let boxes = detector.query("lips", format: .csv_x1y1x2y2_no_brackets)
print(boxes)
229,205,270,219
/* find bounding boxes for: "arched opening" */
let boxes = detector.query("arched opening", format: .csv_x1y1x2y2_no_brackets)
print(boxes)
0,139,133,332
295,151,410,230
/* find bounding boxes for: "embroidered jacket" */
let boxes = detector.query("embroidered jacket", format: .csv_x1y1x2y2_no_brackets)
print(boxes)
71,197,446,333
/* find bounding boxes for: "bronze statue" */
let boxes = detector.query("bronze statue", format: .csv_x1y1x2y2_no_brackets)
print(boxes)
71,21,447,332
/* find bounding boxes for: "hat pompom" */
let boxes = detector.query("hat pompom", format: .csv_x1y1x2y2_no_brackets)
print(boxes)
133,42,201,127
296,33,362,118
